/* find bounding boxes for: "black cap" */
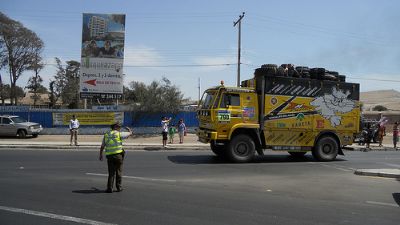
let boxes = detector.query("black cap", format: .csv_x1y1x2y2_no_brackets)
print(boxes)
111,121,122,128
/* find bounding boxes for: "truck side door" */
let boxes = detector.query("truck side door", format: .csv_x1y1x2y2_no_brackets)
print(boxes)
220,93,241,123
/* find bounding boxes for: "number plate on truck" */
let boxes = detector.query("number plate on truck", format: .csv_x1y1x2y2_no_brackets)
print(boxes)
218,111,231,122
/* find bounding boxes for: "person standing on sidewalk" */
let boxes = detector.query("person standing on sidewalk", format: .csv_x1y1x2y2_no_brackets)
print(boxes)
364,123,372,151
69,115,80,146
377,123,386,147
393,122,399,149
168,124,176,144
177,118,186,144
161,117,171,148
99,122,132,193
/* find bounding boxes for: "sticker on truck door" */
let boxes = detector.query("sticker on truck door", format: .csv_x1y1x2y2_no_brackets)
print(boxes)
218,111,231,121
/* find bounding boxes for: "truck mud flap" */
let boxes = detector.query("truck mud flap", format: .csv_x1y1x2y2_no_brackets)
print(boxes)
338,147,344,155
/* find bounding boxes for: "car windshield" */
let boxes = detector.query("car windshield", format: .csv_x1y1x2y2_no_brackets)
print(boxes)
11,117,27,123
200,91,217,109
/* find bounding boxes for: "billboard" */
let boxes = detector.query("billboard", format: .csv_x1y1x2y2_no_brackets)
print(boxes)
80,13,126,99
52,112,124,126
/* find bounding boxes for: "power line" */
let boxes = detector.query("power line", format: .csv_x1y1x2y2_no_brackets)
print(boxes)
346,77,400,83
42,63,237,68
248,14,397,46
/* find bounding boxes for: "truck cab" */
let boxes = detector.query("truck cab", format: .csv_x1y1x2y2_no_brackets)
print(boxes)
197,82,262,162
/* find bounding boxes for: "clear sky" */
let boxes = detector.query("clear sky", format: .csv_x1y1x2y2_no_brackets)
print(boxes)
1,0,400,100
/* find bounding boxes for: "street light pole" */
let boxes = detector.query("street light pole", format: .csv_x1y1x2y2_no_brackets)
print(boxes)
234,12,245,87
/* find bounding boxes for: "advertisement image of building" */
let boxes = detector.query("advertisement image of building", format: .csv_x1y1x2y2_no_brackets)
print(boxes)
89,16,107,38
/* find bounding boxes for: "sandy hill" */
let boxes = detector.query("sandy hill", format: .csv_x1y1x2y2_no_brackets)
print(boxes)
361,89,400,111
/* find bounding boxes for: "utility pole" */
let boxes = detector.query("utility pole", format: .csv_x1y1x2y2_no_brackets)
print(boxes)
234,12,245,87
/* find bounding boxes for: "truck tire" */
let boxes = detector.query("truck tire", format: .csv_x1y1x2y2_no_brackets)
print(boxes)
261,64,277,68
210,142,226,157
295,66,310,78
310,68,325,79
257,64,277,77
312,136,338,161
288,152,307,157
323,74,338,81
227,134,255,163
17,130,27,139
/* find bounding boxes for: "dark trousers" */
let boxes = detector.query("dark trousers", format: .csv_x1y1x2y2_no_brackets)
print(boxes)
106,153,123,190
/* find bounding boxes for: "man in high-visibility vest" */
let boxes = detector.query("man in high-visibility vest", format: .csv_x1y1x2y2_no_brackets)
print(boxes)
99,121,132,193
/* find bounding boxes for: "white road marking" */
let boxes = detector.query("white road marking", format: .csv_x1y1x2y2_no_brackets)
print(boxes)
0,205,117,225
86,173,177,183
320,164,353,172
366,201,398,208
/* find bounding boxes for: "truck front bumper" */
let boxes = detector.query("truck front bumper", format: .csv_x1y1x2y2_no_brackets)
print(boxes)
196,129,218,143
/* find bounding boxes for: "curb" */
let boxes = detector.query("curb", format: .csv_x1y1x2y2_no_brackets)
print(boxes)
0,144,210,151
345,146,400,152
354,169,400,179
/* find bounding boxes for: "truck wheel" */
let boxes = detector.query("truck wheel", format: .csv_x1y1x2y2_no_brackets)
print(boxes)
288,152,306,157
210,142,226,157
227,134,255,163
312,136,338,161
17,130,27,139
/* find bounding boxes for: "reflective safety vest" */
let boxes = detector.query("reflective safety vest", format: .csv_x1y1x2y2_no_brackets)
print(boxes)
104,130,123,155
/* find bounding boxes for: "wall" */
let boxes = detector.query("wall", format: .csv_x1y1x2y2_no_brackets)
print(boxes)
0,109,198,128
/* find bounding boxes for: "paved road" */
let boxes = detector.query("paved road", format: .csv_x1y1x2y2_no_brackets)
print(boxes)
0,149,399,225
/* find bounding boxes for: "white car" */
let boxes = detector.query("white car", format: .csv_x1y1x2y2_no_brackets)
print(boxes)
0,115,43,138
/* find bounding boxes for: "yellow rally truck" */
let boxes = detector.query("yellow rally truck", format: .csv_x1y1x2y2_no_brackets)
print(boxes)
197,64,360,163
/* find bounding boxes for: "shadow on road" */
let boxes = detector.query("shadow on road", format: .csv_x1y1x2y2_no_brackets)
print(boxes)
72,187,105,194
0,136,38,139
168,154,346,164
168,155,225,164
392,193,400,206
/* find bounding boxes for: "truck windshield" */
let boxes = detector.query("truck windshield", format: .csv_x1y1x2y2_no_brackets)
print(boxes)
200,91,217,109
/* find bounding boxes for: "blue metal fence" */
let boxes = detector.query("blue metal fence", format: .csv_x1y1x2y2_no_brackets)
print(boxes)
0,110,198,128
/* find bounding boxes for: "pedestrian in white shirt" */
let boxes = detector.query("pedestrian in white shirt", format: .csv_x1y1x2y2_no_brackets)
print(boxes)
69,115,80,146
161,117,171,148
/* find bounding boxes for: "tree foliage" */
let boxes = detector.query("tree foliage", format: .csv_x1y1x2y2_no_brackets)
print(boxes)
372,105,388,112
0,12,44,105
25,54,46,106
125,77,184,113
0,84,24,105
50,58,80,108
63,60,80,108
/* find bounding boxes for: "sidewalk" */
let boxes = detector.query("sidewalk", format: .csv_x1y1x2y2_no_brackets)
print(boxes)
0,133,209,151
